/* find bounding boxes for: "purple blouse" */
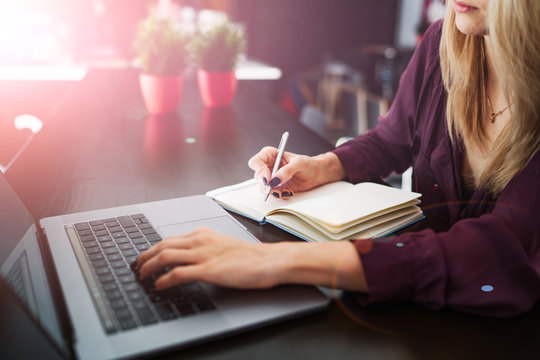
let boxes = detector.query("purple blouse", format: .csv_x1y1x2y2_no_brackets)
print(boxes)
332,20,540,317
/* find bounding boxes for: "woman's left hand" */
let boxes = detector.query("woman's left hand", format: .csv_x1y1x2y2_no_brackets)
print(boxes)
136,226,367,293
135,227,283,290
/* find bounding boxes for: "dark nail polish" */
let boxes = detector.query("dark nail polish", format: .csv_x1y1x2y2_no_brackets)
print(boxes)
282,191,292,197
263,177,267,185
130,258,138,270
269,177,281,187
272,192,280,198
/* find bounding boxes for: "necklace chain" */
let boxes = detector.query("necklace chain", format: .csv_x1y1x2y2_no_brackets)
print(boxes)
487,96,510,123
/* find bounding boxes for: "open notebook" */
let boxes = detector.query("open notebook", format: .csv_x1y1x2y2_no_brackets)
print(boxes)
206,179,424,242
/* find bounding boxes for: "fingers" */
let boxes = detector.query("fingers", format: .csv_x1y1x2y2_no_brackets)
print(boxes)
136,235,189,267
248,146,275,186
249,147,299,193
154,265,204,290
138,248,199,280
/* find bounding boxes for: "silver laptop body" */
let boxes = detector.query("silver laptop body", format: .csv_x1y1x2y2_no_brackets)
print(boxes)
1,173,329,360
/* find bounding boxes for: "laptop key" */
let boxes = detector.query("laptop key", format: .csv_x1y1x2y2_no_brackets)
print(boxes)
126,291,145,301
146,234,162,242
132,299,149,310
110,260,127,269
137,223,153,230
115,267,131,276
154,303,177,320
101,241,116,249
98,274,115,283
77,229,93,237
102,282,119,292
97,235,113,242
92,260,108,268
119,274,136,283
118,243,134,251
124,226,140,233
142,228,156,235
118,215,135,228
122,282,139,292
136,310,158,325
114,307,133,320
114,237,130,245
107,253,122,261
128,232,143,239
106,290,123,300
85,247,102,255
94,230,109,237
175,304,196,316
195,300,216,312
110,299,127,309
136,244,150,252
83,241,99,249
80,234,96,242
96,267,111,276
122,249,138,257
131,237,147,245
75,222,91,231
88,253,105,262
91,224,106,231
118,317,138,331
108,226,123,233
125,255,138,265
104,248,119,255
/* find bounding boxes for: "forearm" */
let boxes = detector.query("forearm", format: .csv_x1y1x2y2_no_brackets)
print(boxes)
269,241,368,292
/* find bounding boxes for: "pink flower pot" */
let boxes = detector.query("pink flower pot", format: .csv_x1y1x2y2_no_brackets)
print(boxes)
197,70,238,107
139,73,183,114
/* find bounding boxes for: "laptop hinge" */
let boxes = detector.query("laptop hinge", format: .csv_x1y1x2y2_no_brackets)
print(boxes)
36,226,77,360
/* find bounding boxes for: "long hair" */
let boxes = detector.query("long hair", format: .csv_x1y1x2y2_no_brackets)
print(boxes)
440,0,540,196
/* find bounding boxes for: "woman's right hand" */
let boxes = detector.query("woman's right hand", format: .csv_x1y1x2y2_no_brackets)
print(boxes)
247,148,346,198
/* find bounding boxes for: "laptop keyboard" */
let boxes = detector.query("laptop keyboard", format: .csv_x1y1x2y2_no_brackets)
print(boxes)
68,214,216,334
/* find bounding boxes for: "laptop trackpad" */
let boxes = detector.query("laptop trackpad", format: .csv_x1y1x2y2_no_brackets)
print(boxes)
158,216,258,244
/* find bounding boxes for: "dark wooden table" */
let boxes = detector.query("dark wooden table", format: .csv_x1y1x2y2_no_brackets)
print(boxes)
3,68,539,360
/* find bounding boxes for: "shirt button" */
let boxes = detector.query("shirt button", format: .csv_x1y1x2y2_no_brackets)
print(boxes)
432,183,440,191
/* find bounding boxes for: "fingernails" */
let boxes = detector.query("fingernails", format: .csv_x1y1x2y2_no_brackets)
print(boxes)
269,177,281,187
281,191,293,197
272,192,280,198
263,177,267,185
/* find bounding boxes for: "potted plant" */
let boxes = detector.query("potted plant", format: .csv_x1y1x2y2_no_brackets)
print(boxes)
134,11,190,114
191,21,246,107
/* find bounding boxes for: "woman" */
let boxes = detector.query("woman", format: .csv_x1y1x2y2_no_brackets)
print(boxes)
136,0,540,317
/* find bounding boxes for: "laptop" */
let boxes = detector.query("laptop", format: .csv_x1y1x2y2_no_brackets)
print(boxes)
0,171,329,360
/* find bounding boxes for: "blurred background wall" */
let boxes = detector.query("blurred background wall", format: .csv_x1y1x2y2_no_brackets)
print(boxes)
0,0,445,168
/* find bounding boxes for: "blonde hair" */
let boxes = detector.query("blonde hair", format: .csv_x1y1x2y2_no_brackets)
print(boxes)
440,0,540,196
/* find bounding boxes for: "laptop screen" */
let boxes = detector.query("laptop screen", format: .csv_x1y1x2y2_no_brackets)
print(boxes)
0,171,68,355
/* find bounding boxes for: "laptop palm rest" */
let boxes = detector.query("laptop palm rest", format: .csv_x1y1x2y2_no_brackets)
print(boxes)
158,217,329,328
158,216,258,243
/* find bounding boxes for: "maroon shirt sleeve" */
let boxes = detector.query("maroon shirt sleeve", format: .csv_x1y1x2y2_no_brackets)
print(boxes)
354,153,540,317
332,20,540,317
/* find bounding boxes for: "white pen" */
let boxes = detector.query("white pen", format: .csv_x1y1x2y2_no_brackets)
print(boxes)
264,131,289,201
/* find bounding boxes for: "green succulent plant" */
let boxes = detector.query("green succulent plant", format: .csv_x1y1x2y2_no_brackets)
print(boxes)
134,12,190,76
191,21,246,72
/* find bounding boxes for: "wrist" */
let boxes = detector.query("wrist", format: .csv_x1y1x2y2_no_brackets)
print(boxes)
269,241,367,292
313,152,347,184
